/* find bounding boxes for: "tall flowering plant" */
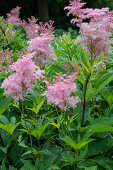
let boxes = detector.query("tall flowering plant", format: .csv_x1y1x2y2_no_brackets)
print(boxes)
1,3,113,170
63,0,113,128
65,0,113,60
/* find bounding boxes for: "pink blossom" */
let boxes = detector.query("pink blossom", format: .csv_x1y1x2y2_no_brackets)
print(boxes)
21,16,39,39
64,0,93,24
6,6,21,26
1,53,44,102
75,22,112,58
65,0,113,58
42,73,79,110
38,20,55,39
21,17,55,40
28,35,55,65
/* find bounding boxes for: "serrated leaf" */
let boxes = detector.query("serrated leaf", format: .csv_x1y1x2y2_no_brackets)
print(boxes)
0,122,21,135
28,98,46,115
49,119,63,129
54,49,68,57
86,70,113,102
0,115,9,124
60,136,94,150
92,156,113,169
89,117,113,126
78,47,91,69
55,38,69,53
101,90,113,107
31,122,49,138
90,124,113,132
0,97,12,114
96,52,103,63
1,157,6,170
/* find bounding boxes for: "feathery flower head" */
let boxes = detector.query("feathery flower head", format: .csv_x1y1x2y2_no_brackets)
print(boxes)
21,16,39,39
65,0,113,58
42,72,79,110
38,20,55,39
28,35,55,65
1,53,44,102
75,21,112,58
6,6,21,26
64,0,93,24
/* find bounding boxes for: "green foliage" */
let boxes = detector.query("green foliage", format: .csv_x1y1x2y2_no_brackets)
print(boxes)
1,8,113,170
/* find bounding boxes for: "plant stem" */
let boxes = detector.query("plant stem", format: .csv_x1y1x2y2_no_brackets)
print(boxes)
20,101,36,162
68,108,72,130
38,138,41,158
81,73,91,127
21,100,28,130
0,25,10,49
74,150,78,169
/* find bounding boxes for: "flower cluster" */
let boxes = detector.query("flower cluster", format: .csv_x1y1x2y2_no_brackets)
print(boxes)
42,72,79,110
65,0,113,59
1,53,44,102
21,16,55,65
64,0,92,24
21,16,39,39
6,6,21,26
75,22,112,58
5,6,55,66
38,20,55,38
28,34,55,65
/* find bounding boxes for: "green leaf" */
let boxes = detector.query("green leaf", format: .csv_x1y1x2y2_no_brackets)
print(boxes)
28,98,46,115
89,117,113,126
0,97,12,114
1,157,6,170
49,119,63,129
78,47,91,69
0,115,9,124
96,52,103,63
90,124,113,132
0,122,21,135
20,160,36,170
81,62,90,73
0,146,7,154
101,89,113,107
54,49,68,57
91,156,113,169
9,165,17,170
86,70,113,102
78,165,97,170
55,38,69,53
31,122,49,138
60,136,94,150
86,136,113,157
77,75,85,85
